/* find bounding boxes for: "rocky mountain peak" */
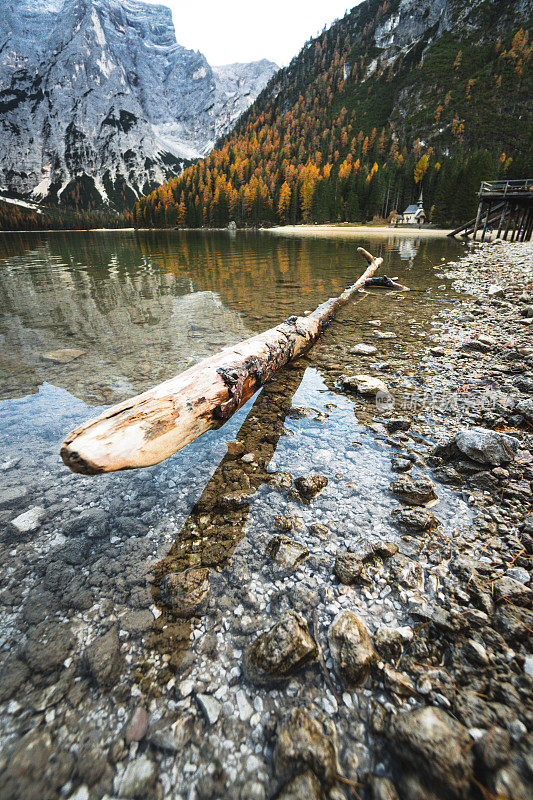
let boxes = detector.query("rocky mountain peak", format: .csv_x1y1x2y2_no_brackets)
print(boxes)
0,0,277,209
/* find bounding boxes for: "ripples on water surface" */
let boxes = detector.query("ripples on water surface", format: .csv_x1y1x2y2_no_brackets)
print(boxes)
0,230,471,796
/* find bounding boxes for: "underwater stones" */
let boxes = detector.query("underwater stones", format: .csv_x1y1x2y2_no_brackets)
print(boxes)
42,348,86,363
160,568,210,617
333,552,364,585
267,535,309,570
383,664,416,696
270,471,294,491
350,343,377,355
384,417,411,433
196,694,221,725
84,626,123,690
390,457,412,472
243,611,318,686
274,708,337,786
341,374,388,397
387,706,474,799
146,713,196,753
275,770,325,800
294,473,328,501
391,507,439,532
328,611,375,685
118,755,157,798
10,505,45,534
125,707,150,744
390,474,437,506
0,485,28,510
373,626,409,661
24,620,74,675
433,427,519,466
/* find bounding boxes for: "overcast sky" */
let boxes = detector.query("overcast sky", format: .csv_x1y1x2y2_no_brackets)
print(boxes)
146,1,357,66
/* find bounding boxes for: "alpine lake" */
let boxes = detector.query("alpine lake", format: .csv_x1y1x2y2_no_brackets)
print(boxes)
0,229,473,798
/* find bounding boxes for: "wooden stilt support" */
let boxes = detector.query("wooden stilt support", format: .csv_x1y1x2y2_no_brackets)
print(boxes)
496,203,507,239
481,201,492,242
61,248,384,475
472,201,483,241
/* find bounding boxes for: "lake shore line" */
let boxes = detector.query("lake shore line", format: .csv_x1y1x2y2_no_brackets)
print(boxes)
267,223,455,237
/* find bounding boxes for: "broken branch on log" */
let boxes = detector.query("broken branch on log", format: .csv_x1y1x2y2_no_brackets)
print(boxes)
61,247,382,475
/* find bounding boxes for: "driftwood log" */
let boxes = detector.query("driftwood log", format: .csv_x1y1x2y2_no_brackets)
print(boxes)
61,247,382,475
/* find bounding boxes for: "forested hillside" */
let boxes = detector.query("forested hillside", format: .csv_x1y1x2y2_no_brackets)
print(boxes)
0,200,132,231
135,0,533,229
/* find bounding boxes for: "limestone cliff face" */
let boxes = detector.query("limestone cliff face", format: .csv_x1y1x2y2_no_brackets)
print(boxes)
0,0,277,208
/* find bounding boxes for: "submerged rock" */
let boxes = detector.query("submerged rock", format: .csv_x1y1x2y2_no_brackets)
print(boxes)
24,621,74,675
274,708,337,785
433,427,519,466
515,398,533,423
84,626,123,689
267,535,309,570
118,755,157,798
328,611,375,684
244,611,318,685
341,374,388,396
294,474,328,501
350,343,378,355
333,552,364,584
390,457,412,473
391,507,439,532
10,505,45,534
384,417,411,433
387,706,474,799
276,770,325,799
160,568,210,617
196,694,221,725
42,348,86,363
390,474,437,505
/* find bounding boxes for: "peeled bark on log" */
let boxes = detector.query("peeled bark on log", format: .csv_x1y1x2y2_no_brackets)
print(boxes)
61,247,382,475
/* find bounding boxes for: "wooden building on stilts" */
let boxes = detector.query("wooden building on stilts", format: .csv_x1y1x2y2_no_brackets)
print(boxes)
449,180,533,241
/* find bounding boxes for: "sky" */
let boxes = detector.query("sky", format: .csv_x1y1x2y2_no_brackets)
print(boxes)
145,1,357,67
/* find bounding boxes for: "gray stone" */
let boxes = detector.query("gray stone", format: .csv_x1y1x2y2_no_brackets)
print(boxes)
294,474,328,501
160,568,210,617
244,610,317,685
391,457,412,472
196,693,221,725
328,610,375,685
350,343,378,355
0,486,28,510
505,567,530,584
341,374,388,396
275,770,325,800
434,427,519,466
493,577,532,607
515,398,533,422
391,474,437,505
24,621,74,674
388,706,474,799
10,505,45,534
118,755,157,798
146,713,196,753
266,535,309,570
0,655,30,702
274,709,337,786
391,507,439,532
334,552,364,584
84,626,123,689
384,417,411,433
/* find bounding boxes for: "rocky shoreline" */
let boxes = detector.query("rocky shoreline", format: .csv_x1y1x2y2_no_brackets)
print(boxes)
0,239,531,800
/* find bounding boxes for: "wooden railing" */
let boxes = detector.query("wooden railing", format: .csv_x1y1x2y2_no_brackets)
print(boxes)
480,179,533,196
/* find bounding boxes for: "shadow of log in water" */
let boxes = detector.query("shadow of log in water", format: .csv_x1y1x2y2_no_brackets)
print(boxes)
140,359,308,687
